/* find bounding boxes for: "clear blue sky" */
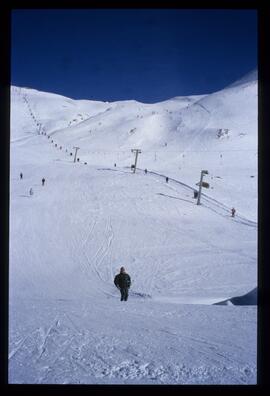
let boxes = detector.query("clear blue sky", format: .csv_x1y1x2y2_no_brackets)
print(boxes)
11,9,257,103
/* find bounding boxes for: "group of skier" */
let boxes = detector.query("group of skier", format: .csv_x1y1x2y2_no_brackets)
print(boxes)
20,173,46,196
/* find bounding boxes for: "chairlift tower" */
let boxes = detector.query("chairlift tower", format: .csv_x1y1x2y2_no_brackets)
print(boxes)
131,149,141,173
73,146,80,163
197,170,209,205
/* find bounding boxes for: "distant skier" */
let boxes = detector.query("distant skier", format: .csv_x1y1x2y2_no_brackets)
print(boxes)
114,163,117,167
231,207,236,217
20,172,23,180
114,267,131,301
166,176,169,183
29,188,33,196
42,178,45,186
144,169,148,174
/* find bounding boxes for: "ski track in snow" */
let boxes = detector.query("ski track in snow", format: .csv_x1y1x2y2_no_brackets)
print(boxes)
70,190,115,297
9,307,256,384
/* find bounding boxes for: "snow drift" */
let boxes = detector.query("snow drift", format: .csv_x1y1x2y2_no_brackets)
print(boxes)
214,287,257,306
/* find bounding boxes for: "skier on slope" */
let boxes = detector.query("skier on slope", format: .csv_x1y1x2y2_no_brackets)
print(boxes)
42,178,45,186
20,172,23,180
114,267,131,301
231,207,236,217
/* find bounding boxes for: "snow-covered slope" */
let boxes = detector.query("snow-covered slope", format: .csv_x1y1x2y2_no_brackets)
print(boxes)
11,72,257,219
9,72,257,384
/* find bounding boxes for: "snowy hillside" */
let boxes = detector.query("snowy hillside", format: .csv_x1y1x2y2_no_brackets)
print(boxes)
9,71,257,384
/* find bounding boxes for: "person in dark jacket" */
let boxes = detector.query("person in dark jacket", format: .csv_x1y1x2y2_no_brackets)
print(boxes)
114,267,131,301
42,178,45,186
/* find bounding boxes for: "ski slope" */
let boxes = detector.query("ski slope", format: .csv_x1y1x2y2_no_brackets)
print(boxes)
9,70,257,384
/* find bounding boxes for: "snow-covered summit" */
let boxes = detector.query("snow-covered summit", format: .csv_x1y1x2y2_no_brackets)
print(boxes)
11,68,258,152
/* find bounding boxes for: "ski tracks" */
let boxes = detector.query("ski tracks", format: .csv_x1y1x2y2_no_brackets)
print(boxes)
9,313,77,383
9,313,256,384
60,173,116,299
90,216,114,283
74,210,115,296
9,309,100,384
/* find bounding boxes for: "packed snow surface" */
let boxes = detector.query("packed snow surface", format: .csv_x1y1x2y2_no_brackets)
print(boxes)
9,70,257,384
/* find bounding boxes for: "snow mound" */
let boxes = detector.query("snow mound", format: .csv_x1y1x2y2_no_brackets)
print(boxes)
214,287,257,306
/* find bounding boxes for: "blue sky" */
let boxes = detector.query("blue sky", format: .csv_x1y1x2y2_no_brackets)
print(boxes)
11,9,257,103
